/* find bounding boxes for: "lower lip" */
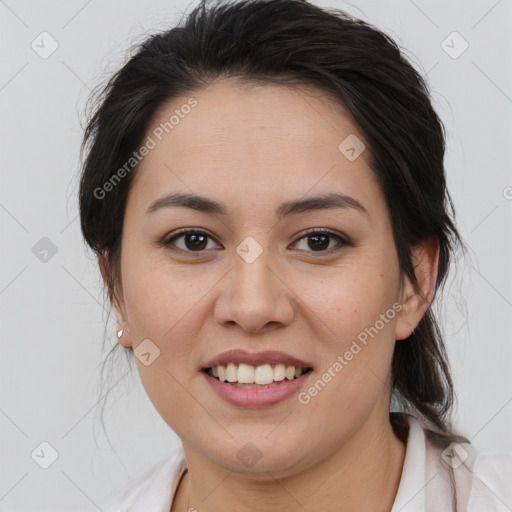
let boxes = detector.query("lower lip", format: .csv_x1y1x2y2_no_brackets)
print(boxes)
202,370,313,407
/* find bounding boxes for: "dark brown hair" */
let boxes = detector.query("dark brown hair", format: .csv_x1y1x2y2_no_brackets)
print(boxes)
79,0,469,448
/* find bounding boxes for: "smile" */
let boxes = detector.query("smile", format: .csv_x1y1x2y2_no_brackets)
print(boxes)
205,363,313,386
202,365,314,407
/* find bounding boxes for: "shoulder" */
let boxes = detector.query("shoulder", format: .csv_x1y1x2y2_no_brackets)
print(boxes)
100,444,187,512
393,413,512,511
464,450,512,511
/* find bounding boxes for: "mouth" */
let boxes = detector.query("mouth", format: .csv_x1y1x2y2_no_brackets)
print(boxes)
200,349,315,406
203,363,314,388
201,362,314,407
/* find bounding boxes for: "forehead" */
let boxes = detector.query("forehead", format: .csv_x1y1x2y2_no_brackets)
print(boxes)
127,78,386,221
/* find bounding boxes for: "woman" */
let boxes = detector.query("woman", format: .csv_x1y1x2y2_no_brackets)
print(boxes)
78,0,511,510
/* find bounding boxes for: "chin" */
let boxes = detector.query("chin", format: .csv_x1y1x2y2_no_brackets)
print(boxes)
196,432,314,476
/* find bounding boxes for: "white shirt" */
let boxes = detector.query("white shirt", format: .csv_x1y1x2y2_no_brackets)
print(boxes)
101,414,511,512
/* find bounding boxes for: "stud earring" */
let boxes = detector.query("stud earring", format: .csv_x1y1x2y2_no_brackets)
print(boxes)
117,327,124,339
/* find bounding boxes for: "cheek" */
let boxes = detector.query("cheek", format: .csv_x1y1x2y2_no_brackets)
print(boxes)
300,263,398,397
120,248,207,357
300,259,398,338
119,255,208,421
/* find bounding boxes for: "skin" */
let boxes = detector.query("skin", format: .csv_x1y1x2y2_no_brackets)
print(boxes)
101,78,440,512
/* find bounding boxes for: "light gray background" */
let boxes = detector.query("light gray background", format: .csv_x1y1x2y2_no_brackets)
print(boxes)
1,0,511,510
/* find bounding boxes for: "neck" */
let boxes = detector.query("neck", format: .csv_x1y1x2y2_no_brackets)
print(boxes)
173,414,407,512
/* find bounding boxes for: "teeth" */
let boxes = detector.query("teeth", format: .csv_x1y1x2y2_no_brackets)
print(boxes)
210,363,307,384
285,365,295,380
238,363,255,383
225,362,238,382
254,364,273,385
274,363,286,381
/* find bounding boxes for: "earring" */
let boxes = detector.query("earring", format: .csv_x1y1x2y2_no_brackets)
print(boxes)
117,327,124,339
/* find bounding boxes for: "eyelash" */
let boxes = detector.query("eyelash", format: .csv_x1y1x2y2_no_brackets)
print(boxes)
160,227,353,256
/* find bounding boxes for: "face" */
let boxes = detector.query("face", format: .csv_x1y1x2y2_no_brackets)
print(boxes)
109,78,420,477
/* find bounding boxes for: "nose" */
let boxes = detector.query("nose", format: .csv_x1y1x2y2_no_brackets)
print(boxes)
214,244,295,334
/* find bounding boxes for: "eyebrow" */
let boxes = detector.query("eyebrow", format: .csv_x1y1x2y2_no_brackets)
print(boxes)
146,191,369,219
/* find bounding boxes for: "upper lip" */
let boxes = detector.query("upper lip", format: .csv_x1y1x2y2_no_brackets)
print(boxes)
201,349,313,370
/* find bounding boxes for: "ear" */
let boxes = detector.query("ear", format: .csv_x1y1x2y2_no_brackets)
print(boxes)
395,236,440,341
99,252,133,348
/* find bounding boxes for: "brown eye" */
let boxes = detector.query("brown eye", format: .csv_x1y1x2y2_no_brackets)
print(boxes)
163,229,219,253
161,228,352,256
291,229,352,253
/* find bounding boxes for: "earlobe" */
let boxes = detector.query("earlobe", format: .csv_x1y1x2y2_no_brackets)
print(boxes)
394,278,416,340
99,252,132,348
116,324,133,348
394,237,440,341
114,303,132,348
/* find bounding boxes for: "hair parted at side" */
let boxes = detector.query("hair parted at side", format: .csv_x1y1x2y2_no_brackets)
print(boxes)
79,0,469,447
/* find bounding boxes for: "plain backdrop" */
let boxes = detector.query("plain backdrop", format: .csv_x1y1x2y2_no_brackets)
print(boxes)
1,0,511,510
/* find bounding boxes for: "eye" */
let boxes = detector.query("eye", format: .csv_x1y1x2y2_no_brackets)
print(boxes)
161,227,352,255
162,228,220,253
291,228,351,254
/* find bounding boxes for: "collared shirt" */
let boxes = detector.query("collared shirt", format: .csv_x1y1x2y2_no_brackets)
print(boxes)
101,414,512,511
